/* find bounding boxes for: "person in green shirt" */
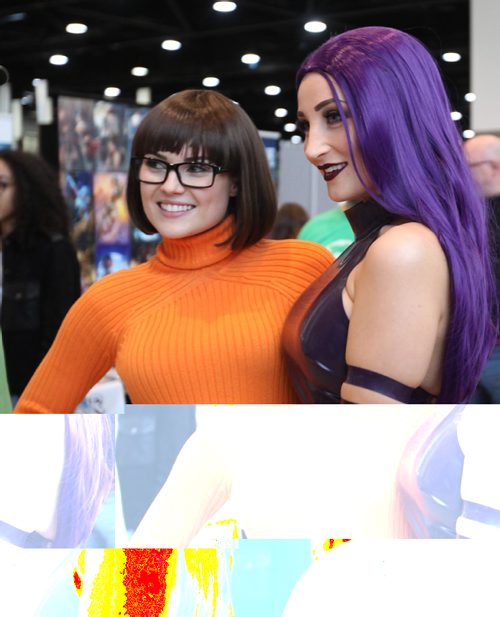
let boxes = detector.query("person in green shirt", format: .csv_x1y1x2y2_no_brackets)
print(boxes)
297,206,354,258
0,332,12,412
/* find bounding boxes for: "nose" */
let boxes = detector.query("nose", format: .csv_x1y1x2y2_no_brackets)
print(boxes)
303,126,330,164
159,167,185,193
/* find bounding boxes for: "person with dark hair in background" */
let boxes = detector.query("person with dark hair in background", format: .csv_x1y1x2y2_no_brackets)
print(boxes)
283,26,498,404
15,89,332,412
464,134,500,403
0,150,81,401
270,202,309,239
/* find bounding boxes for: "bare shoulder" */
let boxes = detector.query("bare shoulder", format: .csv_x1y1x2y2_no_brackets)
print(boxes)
362,222,448,278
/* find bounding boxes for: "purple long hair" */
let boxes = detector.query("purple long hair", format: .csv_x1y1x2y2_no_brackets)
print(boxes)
53,415,115,547
297,26,498,403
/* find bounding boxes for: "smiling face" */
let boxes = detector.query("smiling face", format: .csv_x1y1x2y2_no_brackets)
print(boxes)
139,146,238,240
297,72,373,204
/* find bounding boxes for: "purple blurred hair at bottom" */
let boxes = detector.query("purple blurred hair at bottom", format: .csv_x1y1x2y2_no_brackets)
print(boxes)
297,26,498,402
53,415,115,548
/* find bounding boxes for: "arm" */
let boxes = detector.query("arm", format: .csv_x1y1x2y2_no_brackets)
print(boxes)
38,237,81,361
14,281,116,413
132,428,231,548
341,223,450,403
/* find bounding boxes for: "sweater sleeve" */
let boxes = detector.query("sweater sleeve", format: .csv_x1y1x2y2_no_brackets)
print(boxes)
131,427,231,548
14,276,122,413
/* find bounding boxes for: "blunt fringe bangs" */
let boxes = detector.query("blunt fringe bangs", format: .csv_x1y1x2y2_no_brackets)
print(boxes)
297,26,498,402
127,89,277,249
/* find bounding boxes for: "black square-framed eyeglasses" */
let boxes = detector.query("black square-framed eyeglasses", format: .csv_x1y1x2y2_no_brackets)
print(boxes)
132,157,228,189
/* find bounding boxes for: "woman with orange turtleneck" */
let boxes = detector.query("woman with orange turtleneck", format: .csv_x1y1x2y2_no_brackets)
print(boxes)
15,89,332,412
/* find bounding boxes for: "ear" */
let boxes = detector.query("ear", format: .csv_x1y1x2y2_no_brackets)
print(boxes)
229,178,238,197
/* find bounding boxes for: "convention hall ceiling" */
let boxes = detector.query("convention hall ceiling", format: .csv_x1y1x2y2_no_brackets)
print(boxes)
0,0,470,135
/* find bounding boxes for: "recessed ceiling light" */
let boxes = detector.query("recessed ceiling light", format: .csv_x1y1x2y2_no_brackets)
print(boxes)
451,111,463,121
49,54,69,66
104,87,121,98
442,52,461,62
21,93,34,106
462,129,475,139
241,53,260,65
203,76,220,87
66,23,88,34
464,92,476,102
274,108,287,118
291,135,302,144
213,2,237,12
131,66,149,77
284,123,296,132
161,39,182,51
304,20,327,33
5,12,27,23
264,85,281,96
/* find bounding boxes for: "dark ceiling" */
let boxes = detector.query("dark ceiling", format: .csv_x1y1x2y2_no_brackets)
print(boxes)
0,0,471,135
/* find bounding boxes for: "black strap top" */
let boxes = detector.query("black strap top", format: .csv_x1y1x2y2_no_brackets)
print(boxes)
282,200,435,404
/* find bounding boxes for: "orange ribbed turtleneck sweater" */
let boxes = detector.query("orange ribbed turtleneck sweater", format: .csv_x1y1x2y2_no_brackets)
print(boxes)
15,217,332,412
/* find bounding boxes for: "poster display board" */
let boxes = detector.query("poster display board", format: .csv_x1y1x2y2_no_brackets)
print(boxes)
58,96,157,289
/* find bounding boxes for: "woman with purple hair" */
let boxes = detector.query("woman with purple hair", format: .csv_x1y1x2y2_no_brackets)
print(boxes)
283,26,498,404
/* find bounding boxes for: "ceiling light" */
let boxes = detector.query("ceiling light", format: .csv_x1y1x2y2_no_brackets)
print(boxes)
464,92,476,102
304,20,327,33
203,76,220,87
136,87,151,106
450,111,463,121
291,135,302,144
284,123,296,132
264,85,281,96
21,93,34,106
104,87,121,98
5,12,27,23
161,39,182,51
49,54,69,66
66,23,88,34
442,52,461,62
241,53,260,65
131,66,149,77
463,129,476,139
213,2,237,12
274,108,288,118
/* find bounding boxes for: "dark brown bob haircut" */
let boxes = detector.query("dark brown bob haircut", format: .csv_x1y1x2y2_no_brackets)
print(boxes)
127,89,277,250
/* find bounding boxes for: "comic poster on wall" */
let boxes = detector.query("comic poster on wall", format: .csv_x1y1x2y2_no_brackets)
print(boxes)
93,101,128,172
58,97,98,172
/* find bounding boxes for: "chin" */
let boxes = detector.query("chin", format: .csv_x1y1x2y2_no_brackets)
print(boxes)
327,186,370,204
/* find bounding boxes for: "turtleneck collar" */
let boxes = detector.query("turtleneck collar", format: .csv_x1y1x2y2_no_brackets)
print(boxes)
153,215,236,270
344,200,395,240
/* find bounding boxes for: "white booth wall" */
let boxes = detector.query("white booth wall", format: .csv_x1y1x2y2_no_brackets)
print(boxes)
277,140,339,217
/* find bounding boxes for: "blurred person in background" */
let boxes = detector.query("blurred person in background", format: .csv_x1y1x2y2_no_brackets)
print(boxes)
298,205,355,257
270,202,309,239
0,150,81,403
464,134,500,403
